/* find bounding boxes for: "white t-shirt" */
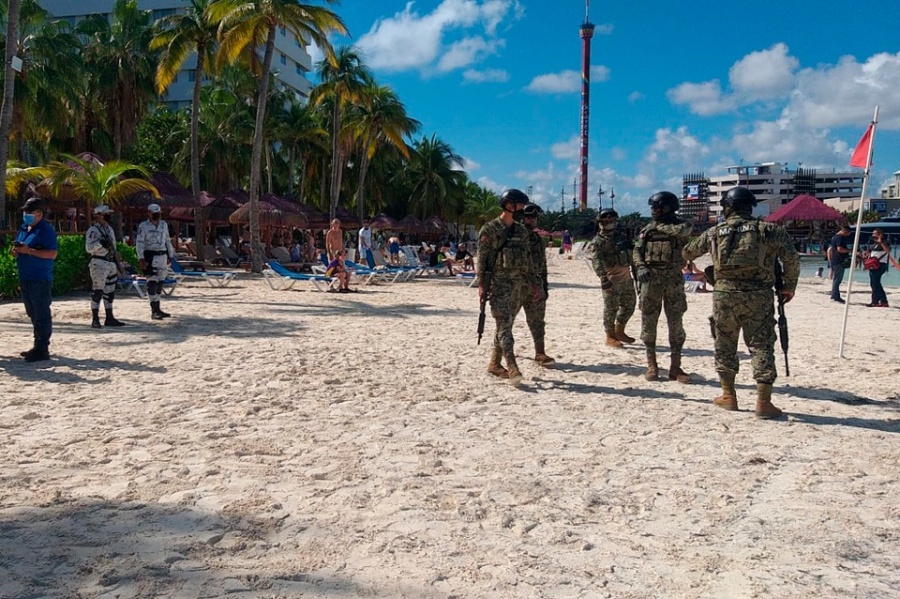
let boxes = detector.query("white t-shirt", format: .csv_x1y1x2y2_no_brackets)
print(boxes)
358,227,372,253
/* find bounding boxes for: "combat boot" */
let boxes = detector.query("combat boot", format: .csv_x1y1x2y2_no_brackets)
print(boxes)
668,353,691,384
487,347,509,379
505,353,524,386
104,308,125,327
644,347,659,381
533,341,556,367
151,301,165,320
614,324,635,344
713,372,738,411
605,330,623,348
91,309,102,329
755,383,783,420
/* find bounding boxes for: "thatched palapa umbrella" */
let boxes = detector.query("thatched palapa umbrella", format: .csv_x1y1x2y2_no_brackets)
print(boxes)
398,214,425,235
370,213,400,231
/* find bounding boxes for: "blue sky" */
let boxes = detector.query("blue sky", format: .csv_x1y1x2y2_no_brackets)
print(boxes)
312,0,900,215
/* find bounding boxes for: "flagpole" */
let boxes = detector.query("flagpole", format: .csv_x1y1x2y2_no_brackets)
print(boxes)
838,105,879,358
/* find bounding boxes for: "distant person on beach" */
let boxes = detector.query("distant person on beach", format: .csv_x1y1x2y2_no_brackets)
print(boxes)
388,236,401,265
562,230,572,253
864,228,890,307
136,203,175,321
85,205,126,329
325,250,354,293
358,220,373,267
12,197,58,362
682,260,709,291
325,219,343,261
828,225,852,303
521,202,556,367
684,187,800,419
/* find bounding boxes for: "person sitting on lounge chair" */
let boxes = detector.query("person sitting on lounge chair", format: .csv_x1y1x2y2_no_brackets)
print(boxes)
325,249,356,293
682,260,709,292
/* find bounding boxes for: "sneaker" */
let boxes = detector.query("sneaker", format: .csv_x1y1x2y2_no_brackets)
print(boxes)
831,297,845,304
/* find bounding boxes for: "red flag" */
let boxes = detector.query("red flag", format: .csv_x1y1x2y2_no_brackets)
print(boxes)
850,124,873,168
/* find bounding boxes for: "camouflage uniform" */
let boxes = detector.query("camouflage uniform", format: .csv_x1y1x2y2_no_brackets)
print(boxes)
85,219,124,327
633,218,693,378
683,214,799,384
589,229,636,339
477,217,540,374
521,227,548,348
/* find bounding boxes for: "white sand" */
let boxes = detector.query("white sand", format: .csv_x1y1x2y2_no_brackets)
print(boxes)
1,256,898,599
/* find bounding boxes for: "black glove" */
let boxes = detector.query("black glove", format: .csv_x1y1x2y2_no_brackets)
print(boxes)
600,279,613,291
99,238,111,249
637,266,652,284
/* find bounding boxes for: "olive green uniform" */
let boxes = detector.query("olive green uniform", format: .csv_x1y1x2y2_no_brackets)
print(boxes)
588,229,636,335
683,214,800,383
477,218,540,362
522,228,548,346
633,219,693,350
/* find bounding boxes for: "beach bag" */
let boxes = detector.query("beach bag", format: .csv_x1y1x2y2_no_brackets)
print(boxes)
863,257,881,271
841,255,852,269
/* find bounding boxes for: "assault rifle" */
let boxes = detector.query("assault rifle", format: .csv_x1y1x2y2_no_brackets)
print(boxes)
477,271,491,345
774,259,790,376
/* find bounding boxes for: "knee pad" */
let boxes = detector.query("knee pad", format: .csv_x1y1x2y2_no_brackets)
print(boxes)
147,281,158,296
91,289,104,304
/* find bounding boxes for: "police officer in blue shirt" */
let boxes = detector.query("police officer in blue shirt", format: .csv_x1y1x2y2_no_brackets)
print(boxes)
12,197,58,362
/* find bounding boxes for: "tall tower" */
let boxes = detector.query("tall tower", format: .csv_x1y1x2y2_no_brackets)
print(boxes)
579,1,595,212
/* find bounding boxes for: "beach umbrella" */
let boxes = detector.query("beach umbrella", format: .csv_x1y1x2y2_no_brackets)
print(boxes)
398,214,425,234
423,215,448,234
122,172,195,210
228,197,309,228
370,213,400,231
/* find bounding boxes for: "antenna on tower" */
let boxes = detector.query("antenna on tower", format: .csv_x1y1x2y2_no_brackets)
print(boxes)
585,0,590,21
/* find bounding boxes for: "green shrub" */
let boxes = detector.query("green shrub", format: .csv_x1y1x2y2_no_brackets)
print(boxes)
0,235,138,300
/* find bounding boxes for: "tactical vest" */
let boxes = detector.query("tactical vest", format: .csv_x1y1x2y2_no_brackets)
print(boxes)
709,220,769,281
641,228,677,267
598,234,631,267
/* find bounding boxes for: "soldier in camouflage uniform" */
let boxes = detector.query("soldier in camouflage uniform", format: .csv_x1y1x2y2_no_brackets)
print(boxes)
477,189,544,386
683,187,799,419
521,202,555,367
633,191,693,383
588,208,636,348
85,205,126,328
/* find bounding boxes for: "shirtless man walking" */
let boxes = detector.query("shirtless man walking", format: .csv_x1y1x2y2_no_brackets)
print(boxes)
325,219,343,261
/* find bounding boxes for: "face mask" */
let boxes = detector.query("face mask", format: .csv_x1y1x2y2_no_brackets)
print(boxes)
602,221,616,231
23,213,35,226
151,214,161,222
513,210,525,223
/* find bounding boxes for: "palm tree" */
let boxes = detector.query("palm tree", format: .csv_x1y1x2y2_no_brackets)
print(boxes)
272,97,328,197
406,134,465,219
346,82,419,224
0,0,22,222
310,46,371,223
151,0,217,259
207,0,346,273
463,181,500,228
47,154,160,230
5,160,49,198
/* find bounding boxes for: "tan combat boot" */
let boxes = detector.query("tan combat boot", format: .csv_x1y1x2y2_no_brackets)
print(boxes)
713,372,738,411
644,347,659,381
755,383,783,420
533,341,556,368
605,330,623,348
614,324,635,344
506,353,524,386
487,347,509,379
668,352,691,384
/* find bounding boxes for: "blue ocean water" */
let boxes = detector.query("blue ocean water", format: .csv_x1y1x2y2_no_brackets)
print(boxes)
801,257,900,288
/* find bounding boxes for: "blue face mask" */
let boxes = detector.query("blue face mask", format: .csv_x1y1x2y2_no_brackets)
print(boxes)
23,213,35,226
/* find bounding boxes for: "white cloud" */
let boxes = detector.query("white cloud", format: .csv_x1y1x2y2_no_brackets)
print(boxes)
627,91,643,103
667,80,733,116
730,119,843,166
356,0,522,74
729,43,798,100
593,23,614,35
307,41,324,67
462,156,481,171
611,147,627,160
646,126,710,167
476,175,504,192
550,136,580,160
462,68,510,83
526,66,610,93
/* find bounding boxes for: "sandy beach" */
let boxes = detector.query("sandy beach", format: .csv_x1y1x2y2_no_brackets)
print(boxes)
1,255,898,599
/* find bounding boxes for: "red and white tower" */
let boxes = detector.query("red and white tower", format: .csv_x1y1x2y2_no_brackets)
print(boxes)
578,2,595,212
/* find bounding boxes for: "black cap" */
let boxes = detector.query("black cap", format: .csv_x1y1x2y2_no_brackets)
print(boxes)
21,197,46,213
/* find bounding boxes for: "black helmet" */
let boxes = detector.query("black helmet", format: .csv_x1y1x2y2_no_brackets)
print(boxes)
598,208,619,220
648,191,679,211
499,188,529,208
522,203,543,217
721,186,758,209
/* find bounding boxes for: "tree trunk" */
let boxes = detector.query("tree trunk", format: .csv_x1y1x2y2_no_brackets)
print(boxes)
328,101,342,221
0,0,21,225
320,156,327,210
287,145,295,196
357,133,374,227
191,46,205,260
265,141,273,194
248,27,277,273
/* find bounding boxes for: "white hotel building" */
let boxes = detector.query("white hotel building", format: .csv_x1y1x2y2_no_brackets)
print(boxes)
40,0,315,109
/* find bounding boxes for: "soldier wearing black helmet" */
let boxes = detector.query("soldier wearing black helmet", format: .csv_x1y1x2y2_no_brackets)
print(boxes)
520,202,555,367
684,186,799,419
633,191,694,383
588,208,637,348
476,189,545,385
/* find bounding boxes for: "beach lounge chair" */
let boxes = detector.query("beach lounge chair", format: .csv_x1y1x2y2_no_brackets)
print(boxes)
370,250,418,281
170,258,238,287
343,259,396,285
215,240,248,267
263,260,336,292
456,272,477,287
116,274,183,299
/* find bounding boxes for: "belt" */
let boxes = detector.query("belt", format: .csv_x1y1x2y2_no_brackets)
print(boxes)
91,256,115,262
146,250,169,256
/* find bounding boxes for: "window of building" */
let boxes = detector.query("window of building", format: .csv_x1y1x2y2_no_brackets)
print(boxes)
153,8,176,20
280,26,287,36
188,69,196,82
296,62,304,75
280,53,287,65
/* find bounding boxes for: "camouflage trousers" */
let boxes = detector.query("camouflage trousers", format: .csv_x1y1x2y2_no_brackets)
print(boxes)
521,290,546,347
639,269,687,350
713,289,777,383
602,279,636,334
490,275,530,357
89,259,118,309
